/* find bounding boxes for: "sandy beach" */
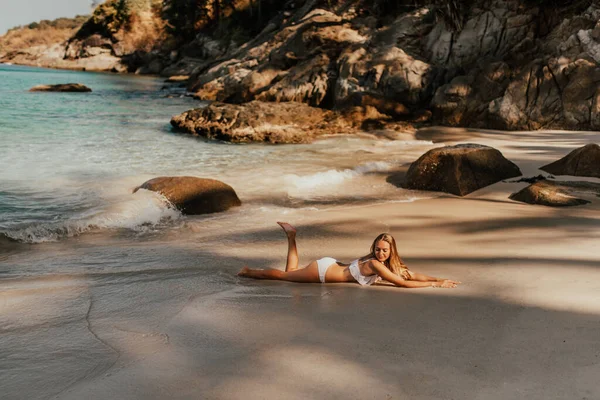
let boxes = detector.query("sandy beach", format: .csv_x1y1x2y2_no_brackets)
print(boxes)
3,127,600,400
4,0,600,396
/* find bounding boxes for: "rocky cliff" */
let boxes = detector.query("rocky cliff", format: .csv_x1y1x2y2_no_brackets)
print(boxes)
3,0,600,133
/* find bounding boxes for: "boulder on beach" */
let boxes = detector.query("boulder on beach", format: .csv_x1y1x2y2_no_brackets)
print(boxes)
29,83,92,92
403,144,522,196
133,176,241,215
540,144,600,178
170,101,353,144
509,180,600,207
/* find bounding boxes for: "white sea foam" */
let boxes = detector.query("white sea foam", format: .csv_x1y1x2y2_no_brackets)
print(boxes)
284,161,393,197
2,191,181,243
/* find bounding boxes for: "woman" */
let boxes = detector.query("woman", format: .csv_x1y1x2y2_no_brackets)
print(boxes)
238,222,460,288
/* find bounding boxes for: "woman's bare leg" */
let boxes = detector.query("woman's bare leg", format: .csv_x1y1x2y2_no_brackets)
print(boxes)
277,222,299,272
238,262,320,283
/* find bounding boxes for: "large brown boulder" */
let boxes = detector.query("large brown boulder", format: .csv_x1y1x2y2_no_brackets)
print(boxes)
540,144,600,178
133,177,241,215
29,83,92,92
170,101,354,144
509,180,600,207
403,144,522,196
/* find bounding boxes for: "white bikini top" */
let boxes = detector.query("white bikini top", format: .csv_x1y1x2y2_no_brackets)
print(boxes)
349,259,379,286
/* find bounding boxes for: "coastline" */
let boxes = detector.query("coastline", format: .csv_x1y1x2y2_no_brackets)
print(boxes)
4,0,600,395
0,59,162,78
2,126,600,399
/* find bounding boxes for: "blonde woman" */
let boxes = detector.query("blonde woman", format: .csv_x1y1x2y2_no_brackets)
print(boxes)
238,222,460,288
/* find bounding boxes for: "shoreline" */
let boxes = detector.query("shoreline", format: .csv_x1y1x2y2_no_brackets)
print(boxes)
6,170,599,399
2,63,600,398
0,61,162,79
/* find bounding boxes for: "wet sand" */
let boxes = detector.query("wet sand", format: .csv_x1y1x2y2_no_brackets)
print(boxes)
3,127,600,399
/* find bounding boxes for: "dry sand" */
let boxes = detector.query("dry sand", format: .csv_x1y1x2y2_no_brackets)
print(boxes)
6,127,600,399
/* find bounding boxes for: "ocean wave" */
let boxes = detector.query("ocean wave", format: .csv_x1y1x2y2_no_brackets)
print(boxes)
284,161,393,197
1,192,181,244
0,232,20,249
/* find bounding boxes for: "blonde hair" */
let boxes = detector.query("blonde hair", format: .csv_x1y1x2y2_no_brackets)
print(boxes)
360,233,410,279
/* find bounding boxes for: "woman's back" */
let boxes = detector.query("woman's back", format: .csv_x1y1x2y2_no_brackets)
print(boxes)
349,258,379,286
322,262,355,283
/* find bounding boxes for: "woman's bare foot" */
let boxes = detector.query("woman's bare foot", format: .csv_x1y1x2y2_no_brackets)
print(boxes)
277,221,296,237
237,266,251,277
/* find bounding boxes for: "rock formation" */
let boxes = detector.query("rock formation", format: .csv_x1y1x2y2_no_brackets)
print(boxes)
540,143,600,178
133,176,241,215
29,83,92,92
170,101,355,144
510,180,600,207
403,144,522,196
6,1,600,133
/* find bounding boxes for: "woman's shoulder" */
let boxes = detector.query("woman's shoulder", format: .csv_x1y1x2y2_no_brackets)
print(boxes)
360,258,386,273
360,258,383,267
357,258,372,267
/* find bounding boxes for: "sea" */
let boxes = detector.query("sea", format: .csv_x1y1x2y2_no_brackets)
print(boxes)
0,63,436,398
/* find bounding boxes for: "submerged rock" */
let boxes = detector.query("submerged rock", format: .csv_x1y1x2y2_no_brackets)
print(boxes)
165,75,189,83
403,144,522,196
29,83,92,92
133,176,241,215
510,180,600,207
540,144,600,178
170,101,354,144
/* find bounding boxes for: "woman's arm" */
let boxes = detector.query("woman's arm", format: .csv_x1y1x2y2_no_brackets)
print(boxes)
408,270,445,282
407,271,438,282
370,261,458,288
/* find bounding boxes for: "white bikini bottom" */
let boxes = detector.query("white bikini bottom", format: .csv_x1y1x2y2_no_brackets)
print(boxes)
316,257,337,283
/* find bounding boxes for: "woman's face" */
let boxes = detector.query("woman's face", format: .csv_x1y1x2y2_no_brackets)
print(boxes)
374,240,391,262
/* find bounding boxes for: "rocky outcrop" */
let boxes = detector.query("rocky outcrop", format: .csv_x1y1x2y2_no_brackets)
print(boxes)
2,41,124,72
510,180,600,207
29,83,92,92
540,144,600,178
185,7,443,120
7,1,600,133
178,1,600,133
187,9,362,105
133,176,241,215
403,144,522,196
170,100,357,144
426,1,538,70
431,2,600,130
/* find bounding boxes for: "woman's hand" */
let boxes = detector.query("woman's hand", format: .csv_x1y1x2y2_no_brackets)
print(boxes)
432,279,460,288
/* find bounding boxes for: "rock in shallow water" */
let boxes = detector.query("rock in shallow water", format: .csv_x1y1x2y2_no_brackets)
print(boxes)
29,83,92,92
133,176,241,215
170,101,354,144
403,144,522,196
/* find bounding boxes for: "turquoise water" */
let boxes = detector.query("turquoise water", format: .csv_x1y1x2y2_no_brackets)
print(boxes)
0,63,432,246
0,64,200,240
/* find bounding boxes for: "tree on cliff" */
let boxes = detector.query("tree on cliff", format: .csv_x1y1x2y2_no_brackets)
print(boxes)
76,0,131,39
161,0,270,40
